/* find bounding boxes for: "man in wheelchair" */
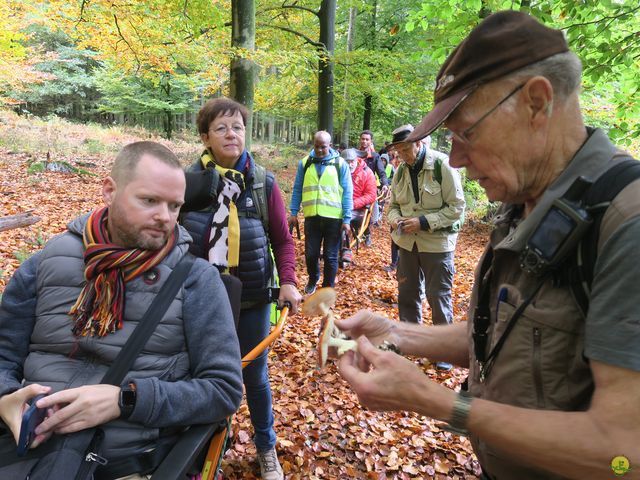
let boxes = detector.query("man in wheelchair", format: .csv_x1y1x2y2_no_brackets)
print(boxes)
0,142,243,480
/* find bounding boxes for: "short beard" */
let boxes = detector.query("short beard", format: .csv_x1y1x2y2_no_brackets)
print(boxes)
108,203,169,250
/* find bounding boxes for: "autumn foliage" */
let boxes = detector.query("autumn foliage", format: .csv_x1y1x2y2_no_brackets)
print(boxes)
0,113,491,479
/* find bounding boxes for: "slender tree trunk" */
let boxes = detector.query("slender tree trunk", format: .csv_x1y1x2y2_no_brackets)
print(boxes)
362,95,372,131
231,0,256,150
362,0,377,132
318,0,336,135
341,6,357,147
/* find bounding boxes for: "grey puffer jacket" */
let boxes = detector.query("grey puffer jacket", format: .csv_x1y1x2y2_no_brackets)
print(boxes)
0,214,243,461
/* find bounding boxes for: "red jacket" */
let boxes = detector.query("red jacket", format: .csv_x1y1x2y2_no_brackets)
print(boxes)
351,159,377,210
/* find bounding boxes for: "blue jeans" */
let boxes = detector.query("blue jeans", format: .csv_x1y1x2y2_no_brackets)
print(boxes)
237,303,275,452
397,248,454,325
304,216,342,287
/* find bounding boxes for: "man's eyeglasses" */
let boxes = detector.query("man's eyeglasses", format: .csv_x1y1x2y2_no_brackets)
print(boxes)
209,123,245,137
448,83,525,144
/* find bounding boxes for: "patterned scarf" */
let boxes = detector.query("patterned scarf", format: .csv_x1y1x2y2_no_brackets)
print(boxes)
69,207,177,337
200,150,245,272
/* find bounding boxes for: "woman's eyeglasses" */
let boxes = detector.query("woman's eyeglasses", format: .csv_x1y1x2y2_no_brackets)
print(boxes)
209,124,245,137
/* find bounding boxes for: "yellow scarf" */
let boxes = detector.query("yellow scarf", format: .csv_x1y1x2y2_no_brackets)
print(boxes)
201,151,243,271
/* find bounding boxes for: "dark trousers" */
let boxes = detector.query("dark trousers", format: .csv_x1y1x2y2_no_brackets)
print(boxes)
304,216,342,287
390,232,399,266
397,247,454,324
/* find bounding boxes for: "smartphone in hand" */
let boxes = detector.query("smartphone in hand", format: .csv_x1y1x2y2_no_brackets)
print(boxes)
16,394,47,456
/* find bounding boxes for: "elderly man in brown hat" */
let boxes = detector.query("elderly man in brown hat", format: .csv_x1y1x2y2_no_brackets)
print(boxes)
334,10,640,480
387,124,465,366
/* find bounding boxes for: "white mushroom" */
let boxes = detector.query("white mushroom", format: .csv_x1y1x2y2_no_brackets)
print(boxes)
317,314,357,368
303,287,401,368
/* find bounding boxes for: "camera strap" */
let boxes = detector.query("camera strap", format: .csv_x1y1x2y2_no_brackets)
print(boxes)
472,245,549,381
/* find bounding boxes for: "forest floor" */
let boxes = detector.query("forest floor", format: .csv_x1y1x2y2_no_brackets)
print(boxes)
0,111,490,479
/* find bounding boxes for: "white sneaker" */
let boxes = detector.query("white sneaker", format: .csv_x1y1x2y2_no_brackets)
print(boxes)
257,447,283,480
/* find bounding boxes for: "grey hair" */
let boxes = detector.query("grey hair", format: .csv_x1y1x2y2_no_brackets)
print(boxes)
507,51,583,102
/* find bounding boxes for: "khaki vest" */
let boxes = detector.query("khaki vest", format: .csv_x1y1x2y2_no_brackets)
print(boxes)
467,174,640,479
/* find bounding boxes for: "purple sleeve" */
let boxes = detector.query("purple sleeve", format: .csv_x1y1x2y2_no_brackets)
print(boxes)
268,180,299,286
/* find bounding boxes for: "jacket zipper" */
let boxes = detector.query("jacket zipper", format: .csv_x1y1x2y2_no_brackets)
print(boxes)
532,327,545,408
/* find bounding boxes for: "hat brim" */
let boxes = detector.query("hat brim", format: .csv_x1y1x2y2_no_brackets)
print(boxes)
405,86,476,143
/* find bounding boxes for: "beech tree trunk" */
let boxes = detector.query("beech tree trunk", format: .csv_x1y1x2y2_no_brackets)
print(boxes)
317,0,336,135
230,0,256,150
341,6,357,147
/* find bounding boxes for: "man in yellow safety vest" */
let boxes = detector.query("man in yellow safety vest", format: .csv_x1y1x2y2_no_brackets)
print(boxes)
288,131,353,294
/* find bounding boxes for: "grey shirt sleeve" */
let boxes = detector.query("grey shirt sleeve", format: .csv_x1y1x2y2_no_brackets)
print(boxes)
585,217,640,371
0,252,41,397
129,259,243,427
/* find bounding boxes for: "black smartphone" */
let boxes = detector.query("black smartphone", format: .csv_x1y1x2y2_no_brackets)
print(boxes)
16,394,47,457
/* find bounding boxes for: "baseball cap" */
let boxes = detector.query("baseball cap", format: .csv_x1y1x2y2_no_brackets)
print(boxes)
341,148,359,162
406,10,569,143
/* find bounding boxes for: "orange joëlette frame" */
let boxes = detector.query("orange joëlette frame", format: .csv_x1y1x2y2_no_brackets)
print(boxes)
200,305,290,480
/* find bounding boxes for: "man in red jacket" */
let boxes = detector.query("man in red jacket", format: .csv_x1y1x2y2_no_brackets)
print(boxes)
342,148,377,244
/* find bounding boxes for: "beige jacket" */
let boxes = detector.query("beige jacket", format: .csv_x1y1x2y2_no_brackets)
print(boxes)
388,148,465,253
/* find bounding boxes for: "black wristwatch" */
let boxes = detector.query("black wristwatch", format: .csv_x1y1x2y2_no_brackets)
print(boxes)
118,383,137,420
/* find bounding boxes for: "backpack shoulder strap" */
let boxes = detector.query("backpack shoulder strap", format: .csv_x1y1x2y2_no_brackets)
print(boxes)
250,163,271,233
302,156,313,176
573,157,640,315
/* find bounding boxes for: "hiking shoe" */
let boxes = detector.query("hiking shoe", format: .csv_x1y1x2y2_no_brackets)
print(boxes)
364,235,372,247
382,264,396,273
342,248,353,264
436,362,453,372
304,283,317,295
257,447,284,480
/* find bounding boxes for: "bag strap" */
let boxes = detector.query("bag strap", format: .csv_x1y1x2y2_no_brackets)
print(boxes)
74,253,197,474
572,157,640,315
102,253,196,385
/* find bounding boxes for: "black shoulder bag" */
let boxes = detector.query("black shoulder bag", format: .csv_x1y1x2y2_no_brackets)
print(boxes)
0,253,196,480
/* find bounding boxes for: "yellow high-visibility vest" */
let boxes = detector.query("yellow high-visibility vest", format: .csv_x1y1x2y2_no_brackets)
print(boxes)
301,157,343,219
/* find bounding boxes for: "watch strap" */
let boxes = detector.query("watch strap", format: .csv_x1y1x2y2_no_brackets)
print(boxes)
444,390,473,435
119,383,136,419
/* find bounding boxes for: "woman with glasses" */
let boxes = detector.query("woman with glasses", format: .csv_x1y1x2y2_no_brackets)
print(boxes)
181,97,301,480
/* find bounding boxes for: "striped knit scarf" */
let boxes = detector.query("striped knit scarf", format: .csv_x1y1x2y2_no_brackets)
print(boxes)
69,207,177,337
200,150,244,272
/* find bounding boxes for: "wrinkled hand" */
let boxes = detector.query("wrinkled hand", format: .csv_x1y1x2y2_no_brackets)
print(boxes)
398,217,421,234
35,385,121,436
338,337,427,411
287,215,299,230
334,310,398,356
279,283,302,314
0,384,52,446
338,337,455,418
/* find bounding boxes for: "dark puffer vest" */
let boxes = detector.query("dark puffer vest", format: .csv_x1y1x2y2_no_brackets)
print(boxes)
181,156,275,308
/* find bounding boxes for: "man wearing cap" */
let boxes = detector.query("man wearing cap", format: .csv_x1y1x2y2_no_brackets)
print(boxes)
344,148,377,244
335,10,639,480
289,131,352,294
359,130,389,234
387,124,465,340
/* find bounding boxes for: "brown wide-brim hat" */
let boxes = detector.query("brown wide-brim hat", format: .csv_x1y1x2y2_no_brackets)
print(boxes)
406,10,569,143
